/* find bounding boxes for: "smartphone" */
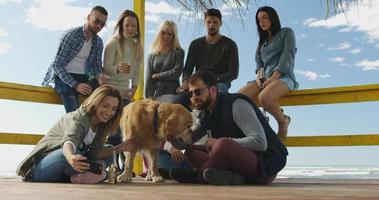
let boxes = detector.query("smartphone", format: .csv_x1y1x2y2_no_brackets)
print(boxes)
83,160,103,175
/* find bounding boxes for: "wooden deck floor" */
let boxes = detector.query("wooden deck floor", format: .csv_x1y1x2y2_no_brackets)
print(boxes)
1,177,379,200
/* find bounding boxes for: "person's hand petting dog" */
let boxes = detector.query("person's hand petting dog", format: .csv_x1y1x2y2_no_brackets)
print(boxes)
170,147,185,164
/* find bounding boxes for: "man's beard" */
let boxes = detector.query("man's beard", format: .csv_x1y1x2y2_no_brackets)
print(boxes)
88,25,99,35
207,29,218,36
193,96,212,110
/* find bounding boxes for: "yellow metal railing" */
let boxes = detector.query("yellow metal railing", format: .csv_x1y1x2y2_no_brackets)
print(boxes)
1,81,379,146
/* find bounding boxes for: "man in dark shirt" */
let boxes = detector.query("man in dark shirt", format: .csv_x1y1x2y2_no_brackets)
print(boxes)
170,71,288,185
181,8,239,93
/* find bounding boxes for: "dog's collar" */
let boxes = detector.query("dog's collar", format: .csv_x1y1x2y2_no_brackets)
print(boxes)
153,104,159,134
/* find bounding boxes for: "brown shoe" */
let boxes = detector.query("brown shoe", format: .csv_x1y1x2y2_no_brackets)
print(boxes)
278,115,290,141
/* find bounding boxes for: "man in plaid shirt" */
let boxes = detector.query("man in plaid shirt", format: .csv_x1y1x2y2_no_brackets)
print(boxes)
42,6,108,112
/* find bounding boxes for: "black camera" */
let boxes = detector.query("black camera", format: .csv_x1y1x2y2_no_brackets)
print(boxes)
87,76,99,90
83,160,103,175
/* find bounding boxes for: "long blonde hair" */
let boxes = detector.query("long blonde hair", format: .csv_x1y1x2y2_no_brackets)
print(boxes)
81,85,123,136
113,10,143,62
151,20,182,55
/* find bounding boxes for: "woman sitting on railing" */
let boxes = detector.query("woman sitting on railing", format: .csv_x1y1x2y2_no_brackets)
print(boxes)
238,6,298,141
16,85,140,184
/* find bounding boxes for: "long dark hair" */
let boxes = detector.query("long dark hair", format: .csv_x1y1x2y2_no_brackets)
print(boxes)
114,10,142,58
256,6,281,50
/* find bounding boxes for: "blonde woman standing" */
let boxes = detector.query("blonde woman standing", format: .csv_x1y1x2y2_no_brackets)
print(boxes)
144,21,189,178
145,20,184,98
104,10,143,104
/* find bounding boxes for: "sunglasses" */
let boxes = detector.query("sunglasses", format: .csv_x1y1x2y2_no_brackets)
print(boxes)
189,87,209,98
91,15,106,27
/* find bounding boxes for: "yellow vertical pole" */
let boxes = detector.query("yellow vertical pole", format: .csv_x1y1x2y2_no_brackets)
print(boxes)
133,0,145,101
132,0,145,175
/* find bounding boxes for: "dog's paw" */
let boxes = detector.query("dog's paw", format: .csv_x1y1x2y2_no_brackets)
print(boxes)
152,176,164,183
145,174,152,181
118,173,133,183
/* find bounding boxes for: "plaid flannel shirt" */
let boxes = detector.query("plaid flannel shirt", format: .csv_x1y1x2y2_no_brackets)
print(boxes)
42,25,103,88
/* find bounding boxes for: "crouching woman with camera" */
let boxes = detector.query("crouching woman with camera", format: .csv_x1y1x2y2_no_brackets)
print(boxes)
17,85,140,184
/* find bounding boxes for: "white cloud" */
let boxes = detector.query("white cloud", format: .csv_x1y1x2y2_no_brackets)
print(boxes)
219,3,240,17
147,29,157,34
0,41,11,55
219,2,249,18
0,28,8,37
304,1,379,42
219,4,232,16
298,33,307,39
307,58,315,62
330,57,345,63
0,0,22,4
145,14,161,23
295,69,331,81
146,1,180,15
350,48,362,54
25,0,90,31
356,59,379,71
318,74,331,78
303,18,317,25
338,27,353,32
326,42,351,51
145,1,196,23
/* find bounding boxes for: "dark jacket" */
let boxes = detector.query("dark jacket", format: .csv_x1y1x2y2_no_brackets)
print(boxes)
180,93,288,177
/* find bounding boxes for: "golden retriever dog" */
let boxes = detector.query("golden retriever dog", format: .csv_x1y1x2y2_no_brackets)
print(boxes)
118,99,193,183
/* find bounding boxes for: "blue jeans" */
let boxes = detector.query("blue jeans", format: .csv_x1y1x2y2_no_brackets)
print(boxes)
30,148,112,182
217,82,231,93
54,74,94,113
158,149,191,171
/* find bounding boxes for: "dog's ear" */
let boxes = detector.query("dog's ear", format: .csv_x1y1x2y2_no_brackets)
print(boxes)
164,113,178,141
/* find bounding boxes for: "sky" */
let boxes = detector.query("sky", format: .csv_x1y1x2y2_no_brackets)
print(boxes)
1,0,379,176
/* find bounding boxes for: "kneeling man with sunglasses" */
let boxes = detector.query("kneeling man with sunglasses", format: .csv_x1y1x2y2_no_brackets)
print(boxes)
170,70,288,185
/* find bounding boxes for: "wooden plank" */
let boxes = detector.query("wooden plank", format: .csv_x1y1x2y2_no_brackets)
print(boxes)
1,178,378,200
2,132,379,147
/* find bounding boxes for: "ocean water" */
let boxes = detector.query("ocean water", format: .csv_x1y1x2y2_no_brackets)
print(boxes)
3,164,379,179
2,145,379,179
278,166,379,179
